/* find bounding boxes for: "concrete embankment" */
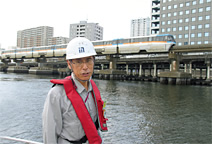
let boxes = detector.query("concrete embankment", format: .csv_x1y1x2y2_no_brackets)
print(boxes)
0,66,211,86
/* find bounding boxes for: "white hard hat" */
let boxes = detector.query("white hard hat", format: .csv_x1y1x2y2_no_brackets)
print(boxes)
66,37,97,60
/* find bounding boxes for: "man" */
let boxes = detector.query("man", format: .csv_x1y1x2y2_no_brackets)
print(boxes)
42,37,108,144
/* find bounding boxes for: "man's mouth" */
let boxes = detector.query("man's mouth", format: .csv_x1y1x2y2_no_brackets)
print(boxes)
82,72,90,76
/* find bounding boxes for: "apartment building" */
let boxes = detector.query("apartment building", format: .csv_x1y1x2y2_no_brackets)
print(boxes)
17,26,53,48
151,0,212,46
69,21,103,41
130,17,151,37
47,36,69,45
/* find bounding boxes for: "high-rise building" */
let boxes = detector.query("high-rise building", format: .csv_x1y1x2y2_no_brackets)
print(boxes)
47,37,69,45
130,17,151,37
69,21,103,41
151,0,212,46
17,26,53,48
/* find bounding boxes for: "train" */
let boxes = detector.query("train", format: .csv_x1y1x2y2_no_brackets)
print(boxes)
0,34,176,60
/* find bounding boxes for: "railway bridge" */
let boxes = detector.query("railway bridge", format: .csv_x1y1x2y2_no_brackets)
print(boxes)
0,44,212,85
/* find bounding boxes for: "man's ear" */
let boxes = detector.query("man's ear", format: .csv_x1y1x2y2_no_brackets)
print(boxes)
67,60,72,70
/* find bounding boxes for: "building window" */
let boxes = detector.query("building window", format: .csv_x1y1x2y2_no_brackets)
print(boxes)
199,8,203,12
199,16,203,21
192,9,196,13
167,28,171,32
167,20,171,24
184,42,188,45
163,6,166,10
174,4,177,8
191,42,195,45
197,41,202,44
178,42,182,46
185,34,189,38
162,21,166,25
163,0,166,3
191,25,196,29
185,18,189,22
179,11,183,15
199,0,204,4
179,19,183,23
192,17,196,21
204,41,209,44
168,5,172,9
179,27,183,31
206,15,210,20
191,33,195,37
162,28,165,32
198,33,202,37
198,24,203,29
186,10,190,14
205,24,210,28
185,26,189,30
168,13,171,17
173,27,176,31
162,14,166,17
173,12,177,16
193,1,197,5
205,32,209,37
186,2,190,6
180,3,183,7
173,19,177,24
206,7,211,11
207,0,211,2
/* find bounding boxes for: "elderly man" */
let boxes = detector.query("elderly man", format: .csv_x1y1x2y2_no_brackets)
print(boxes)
42,37,108,144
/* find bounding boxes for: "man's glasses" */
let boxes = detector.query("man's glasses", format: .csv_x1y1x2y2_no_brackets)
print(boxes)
70,58,94,67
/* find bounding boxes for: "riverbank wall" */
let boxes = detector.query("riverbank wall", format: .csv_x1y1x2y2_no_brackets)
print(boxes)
0,66,211,86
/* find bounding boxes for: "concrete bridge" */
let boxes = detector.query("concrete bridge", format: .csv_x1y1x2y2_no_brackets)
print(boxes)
0,44,211,85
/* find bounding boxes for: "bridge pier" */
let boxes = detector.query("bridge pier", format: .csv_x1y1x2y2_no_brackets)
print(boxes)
7,59,28,73
152,63,158,81
205,60,212,85
29,58,54,75
159,52,192,85
94,55,126,80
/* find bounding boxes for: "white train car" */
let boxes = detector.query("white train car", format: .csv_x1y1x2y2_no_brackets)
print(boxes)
93,39,118,54
93,34,176,54
32,45,53,58
1,49,16,59
54,44,67,57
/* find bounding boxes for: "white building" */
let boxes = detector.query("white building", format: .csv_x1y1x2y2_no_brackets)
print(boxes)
17,26,53,48
130,17,150,37
69,21,103,41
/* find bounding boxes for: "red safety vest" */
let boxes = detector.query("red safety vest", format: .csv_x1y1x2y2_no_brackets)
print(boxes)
50,76,108,144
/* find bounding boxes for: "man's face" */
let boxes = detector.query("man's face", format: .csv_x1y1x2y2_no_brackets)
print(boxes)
67,56,94,81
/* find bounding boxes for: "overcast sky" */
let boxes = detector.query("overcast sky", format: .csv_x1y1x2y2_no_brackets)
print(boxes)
0,0,151,49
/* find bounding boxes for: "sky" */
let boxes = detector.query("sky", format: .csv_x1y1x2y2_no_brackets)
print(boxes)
0,0,151,49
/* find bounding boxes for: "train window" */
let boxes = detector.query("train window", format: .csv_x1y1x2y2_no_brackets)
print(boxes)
119,39,130,43
93,41,104,46
133,38,139,42
153,37,157,41
112,40,117,44
157,36,164,41
167,36,174,41
26,48,31,52
62,45,67,48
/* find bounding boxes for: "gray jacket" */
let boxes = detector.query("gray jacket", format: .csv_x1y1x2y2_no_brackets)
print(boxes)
42,73,101,144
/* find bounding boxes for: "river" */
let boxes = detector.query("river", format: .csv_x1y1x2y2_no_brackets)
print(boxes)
0,72,211,144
